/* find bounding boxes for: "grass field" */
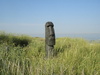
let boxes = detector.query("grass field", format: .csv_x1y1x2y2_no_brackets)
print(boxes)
0,32,100,75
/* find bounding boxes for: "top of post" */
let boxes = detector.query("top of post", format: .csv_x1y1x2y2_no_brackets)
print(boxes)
45,22,54,27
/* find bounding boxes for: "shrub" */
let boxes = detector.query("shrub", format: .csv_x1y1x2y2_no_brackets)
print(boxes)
0,32,32,47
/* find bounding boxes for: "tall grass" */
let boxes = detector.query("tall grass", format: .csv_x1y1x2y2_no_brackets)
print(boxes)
0,32,100,75
0,32,32,47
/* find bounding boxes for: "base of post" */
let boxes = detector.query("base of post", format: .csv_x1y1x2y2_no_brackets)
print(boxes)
45,45,54,58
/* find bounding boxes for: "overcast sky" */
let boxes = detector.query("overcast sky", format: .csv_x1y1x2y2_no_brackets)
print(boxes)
0,0,100,36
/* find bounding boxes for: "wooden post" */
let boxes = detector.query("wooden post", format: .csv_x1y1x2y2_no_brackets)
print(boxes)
45,22,55,58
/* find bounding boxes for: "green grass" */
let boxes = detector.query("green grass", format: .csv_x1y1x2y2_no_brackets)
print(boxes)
0,32,100,75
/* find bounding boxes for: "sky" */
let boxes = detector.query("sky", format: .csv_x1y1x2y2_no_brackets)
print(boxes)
0,0,100,37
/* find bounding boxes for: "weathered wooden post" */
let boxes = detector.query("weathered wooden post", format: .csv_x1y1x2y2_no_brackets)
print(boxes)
45,22,56,58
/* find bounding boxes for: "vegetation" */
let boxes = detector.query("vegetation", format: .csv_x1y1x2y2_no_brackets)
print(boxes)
0,32,100,75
